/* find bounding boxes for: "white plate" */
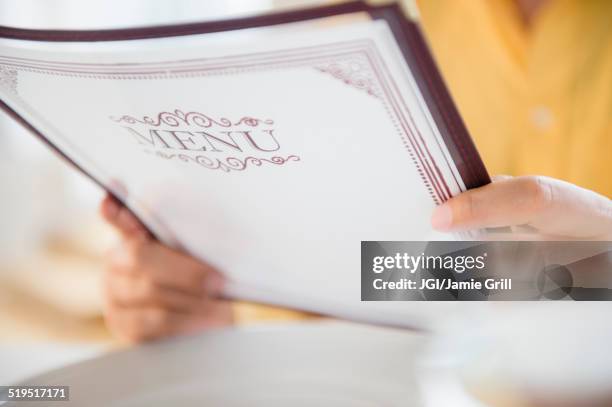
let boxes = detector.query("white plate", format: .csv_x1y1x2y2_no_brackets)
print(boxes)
4,322,426,407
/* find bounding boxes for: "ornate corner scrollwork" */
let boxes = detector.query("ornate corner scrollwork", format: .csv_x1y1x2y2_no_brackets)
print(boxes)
315,56,380,99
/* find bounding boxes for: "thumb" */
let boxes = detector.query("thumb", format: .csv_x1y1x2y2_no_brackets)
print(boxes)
100,193,149,240
431,176,612,238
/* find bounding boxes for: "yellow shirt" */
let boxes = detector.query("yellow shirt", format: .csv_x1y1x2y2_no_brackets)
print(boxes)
414,0,612,197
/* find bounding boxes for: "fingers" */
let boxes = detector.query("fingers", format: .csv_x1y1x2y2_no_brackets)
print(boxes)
431,176,612,238
102,238,232,343
103,301,233,343
100,193,149,239
109,239,224,296
104,272,210,312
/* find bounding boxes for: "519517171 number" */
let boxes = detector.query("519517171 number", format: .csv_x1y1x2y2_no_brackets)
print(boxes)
0,386,69,401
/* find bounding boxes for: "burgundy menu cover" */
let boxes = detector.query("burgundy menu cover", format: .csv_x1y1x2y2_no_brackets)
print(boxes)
0,1,489,327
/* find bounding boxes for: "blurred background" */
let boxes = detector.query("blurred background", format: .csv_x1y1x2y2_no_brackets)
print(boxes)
0,0,325,385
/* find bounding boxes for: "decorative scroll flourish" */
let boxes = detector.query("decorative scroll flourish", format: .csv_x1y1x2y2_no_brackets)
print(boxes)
148,151,300,172
110,109,274,128
315,57,380,98
0,66,18,94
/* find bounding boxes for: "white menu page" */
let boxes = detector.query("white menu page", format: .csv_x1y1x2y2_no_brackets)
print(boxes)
0,12,481,328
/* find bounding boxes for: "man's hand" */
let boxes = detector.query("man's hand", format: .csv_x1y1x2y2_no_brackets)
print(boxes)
100,194,233,343
431,176,612,239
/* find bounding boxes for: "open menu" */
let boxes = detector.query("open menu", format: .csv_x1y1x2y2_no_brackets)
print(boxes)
0,1,489,328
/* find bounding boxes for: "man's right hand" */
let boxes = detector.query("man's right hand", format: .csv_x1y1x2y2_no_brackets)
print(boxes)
99,194,233,343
